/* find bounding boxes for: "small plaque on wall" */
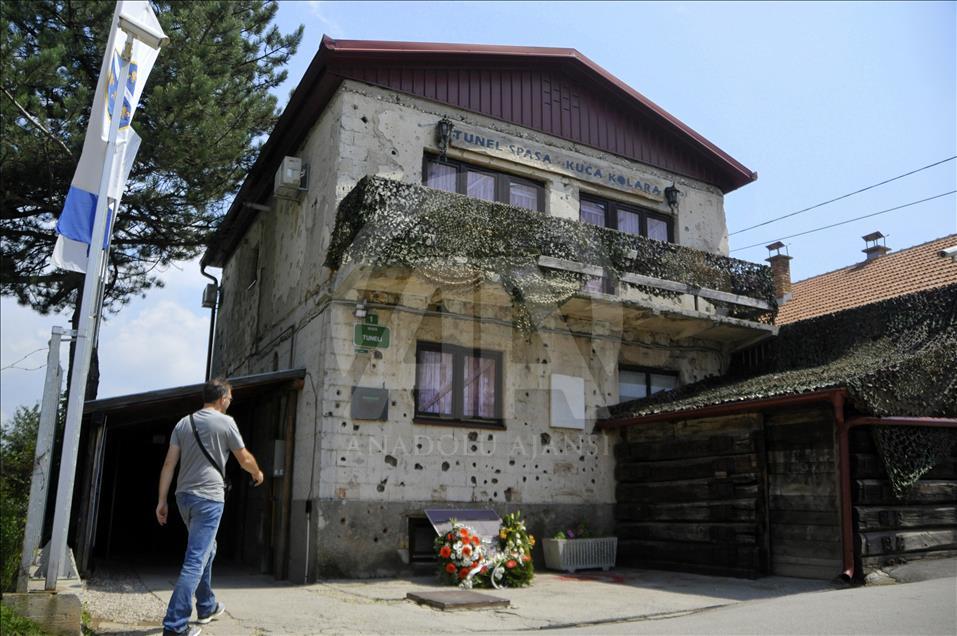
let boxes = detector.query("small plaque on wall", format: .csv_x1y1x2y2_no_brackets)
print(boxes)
351,386,389,421
550,374,585,430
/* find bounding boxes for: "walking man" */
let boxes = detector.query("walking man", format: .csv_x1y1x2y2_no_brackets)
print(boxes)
156,379,264,636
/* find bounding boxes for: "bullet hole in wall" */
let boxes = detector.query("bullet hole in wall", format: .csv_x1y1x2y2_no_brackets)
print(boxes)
360,115,368,123
540,433,551,445
414,463,423,470
441,462,450,471
471,476,477,485
353,425,359,431
468,432,478,441
385,455,397,467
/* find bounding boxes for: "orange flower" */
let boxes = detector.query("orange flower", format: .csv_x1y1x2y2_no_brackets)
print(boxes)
439,545,452,559
445,562,457,574
506,560,517,569
470,535,480,546
522,555,531,562
459,567,470,579
462,545,472,557
447,533,453,540
459,528,469,538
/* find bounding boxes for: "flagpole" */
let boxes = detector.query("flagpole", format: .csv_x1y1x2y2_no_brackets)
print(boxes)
45,34,135,592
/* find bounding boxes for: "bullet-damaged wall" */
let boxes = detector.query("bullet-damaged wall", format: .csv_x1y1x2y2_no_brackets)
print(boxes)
212,78,731,578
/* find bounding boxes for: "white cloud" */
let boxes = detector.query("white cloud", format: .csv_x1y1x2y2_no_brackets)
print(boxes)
0,258,213,419
304,0,343,37
98,299,208,398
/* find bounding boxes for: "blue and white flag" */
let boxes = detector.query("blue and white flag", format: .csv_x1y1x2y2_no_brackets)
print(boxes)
52,1,166,272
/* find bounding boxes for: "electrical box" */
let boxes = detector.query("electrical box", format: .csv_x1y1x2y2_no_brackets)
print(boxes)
351,386,389,421
274,156,306,200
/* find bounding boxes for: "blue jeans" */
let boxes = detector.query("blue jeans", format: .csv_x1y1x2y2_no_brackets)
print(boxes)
163,493,224,634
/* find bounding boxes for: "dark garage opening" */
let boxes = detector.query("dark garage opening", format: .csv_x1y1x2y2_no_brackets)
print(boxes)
72,370,305,579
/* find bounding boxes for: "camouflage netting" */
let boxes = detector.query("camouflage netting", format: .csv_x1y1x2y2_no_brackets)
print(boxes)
872,426,957,500
325,177,777,333
606,283,957,419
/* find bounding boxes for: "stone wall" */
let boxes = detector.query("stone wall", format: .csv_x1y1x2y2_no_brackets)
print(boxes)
212,79,734,577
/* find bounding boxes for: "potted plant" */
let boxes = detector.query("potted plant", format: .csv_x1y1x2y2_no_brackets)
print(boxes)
542,522,617,573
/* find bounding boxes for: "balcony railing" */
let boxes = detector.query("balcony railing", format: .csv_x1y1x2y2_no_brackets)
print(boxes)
326,177,777,329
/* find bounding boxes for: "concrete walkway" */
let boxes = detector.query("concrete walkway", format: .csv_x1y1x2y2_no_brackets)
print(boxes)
83,563,837,635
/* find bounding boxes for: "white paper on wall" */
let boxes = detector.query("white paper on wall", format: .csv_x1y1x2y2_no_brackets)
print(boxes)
550,373,585,430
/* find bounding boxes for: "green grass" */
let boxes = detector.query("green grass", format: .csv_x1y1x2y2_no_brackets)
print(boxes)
0,603,48,635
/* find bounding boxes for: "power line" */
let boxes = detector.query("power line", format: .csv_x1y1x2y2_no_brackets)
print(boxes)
729,156,957,236
0,347,47,373
730,191,957,253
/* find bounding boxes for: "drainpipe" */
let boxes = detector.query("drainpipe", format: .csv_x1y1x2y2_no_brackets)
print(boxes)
836,406,957,582
832,391,855,581
200,264,219,380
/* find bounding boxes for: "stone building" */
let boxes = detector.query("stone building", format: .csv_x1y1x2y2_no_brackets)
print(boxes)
193,37,777,579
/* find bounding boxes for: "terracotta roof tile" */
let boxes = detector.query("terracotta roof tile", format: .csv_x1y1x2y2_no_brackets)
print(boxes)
776,234,957,325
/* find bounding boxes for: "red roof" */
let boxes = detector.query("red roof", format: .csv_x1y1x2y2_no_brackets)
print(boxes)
776,234,957,324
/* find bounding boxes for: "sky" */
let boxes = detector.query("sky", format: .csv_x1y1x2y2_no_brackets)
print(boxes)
1,1,955,423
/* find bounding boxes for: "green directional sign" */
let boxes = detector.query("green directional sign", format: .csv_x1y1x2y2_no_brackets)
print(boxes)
354,323,390,349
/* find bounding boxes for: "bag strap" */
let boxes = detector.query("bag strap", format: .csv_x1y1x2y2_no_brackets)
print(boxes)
189,413,225,480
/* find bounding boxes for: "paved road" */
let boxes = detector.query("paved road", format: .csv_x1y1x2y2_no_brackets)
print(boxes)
81,561,956,635
547,575,957,635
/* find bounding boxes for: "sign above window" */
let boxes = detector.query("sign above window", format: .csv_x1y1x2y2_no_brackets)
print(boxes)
448,123,667,203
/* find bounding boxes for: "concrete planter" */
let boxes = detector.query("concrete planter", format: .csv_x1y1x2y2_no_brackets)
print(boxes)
543,537,617,573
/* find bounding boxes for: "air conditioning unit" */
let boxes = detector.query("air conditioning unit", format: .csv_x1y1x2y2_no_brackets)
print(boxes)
274,156,307,200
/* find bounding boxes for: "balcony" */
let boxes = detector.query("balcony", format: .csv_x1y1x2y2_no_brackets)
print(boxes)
326,177,777,342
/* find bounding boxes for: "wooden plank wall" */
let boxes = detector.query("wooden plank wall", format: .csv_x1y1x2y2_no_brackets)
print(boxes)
851,428,957,573
764,408,842,579
614,414,768,577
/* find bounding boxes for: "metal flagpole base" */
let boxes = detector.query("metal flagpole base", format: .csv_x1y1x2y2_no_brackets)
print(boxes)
36,542,79,580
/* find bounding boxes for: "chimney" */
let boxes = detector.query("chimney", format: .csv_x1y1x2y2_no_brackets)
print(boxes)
862,231,891,260
765,241,792,304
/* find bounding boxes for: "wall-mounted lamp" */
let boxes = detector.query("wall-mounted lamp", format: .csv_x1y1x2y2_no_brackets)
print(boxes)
435,116,454,158
664,182,681,211
354,300,367,320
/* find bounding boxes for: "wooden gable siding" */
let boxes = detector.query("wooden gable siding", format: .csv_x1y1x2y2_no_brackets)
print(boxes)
336,64,719,187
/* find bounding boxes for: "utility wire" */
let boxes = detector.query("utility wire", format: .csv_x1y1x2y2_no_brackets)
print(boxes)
0,347,47,373
729,156,957,236
730,191,957,253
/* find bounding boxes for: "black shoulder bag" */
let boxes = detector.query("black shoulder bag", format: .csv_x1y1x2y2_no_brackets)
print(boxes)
189,413,232,498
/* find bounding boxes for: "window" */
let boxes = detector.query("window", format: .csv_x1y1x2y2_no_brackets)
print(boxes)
579,194,674,243
414,342,503,426
618,366,678,402
424,156,545,212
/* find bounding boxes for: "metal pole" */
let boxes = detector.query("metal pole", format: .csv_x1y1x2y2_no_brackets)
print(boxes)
45,36,133,591
17,327,66,592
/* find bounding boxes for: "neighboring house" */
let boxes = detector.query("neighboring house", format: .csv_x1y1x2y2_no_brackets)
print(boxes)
72,37,778,580
601,235,957,580
774,233,957,324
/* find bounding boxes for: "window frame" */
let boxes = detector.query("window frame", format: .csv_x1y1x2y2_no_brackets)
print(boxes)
617,365,679,402
579,194,674,243
423,155,546,212
413,341,504,429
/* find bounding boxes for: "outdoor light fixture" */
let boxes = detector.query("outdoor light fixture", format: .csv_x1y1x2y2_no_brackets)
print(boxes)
435,116,454,157
664,182,680,211
354,300,367,320
201,283,218,309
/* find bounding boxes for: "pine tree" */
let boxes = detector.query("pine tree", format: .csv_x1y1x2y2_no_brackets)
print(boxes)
0,1,303,315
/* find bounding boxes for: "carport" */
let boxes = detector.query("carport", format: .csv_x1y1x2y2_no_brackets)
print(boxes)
69,369,305,580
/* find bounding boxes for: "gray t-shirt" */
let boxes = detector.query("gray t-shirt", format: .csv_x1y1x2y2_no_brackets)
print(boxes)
171,408,245,502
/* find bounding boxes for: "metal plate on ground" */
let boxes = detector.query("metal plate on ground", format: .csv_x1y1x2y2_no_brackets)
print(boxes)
425,508,502,543
406,590,509,610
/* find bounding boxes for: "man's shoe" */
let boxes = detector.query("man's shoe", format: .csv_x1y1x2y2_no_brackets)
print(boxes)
163,627,201,636
196,602,226,624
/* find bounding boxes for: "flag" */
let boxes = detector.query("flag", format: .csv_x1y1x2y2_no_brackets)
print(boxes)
51,1,166,272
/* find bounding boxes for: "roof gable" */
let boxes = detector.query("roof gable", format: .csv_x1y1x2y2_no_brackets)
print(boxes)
203,37,755,268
